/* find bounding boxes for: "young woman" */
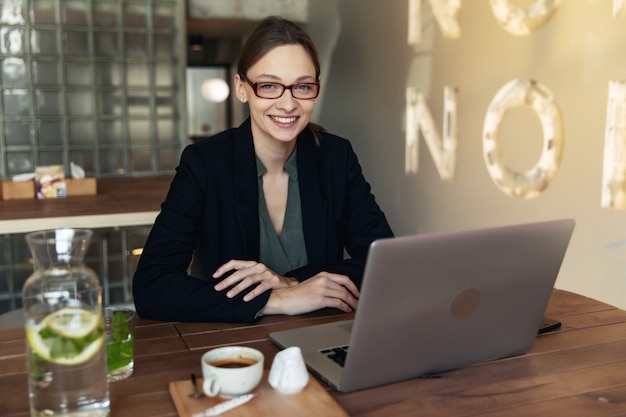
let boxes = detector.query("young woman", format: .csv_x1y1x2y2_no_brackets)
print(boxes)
132,16,394,323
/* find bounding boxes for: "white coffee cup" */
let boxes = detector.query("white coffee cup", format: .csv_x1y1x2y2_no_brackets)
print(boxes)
201,346,264,398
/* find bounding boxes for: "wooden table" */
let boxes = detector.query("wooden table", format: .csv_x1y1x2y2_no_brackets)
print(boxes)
2,289,626,416
0,176,172,234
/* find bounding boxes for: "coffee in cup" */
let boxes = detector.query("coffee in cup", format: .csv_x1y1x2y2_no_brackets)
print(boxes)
211,357,258,368
201,346,264,398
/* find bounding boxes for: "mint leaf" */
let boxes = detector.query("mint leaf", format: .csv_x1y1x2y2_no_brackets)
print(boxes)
110,311,130,343
39,327,58,339
50,336,79,359
106,311,134,372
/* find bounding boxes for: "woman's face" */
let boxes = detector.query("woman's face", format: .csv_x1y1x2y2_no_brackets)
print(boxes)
236,44,318,147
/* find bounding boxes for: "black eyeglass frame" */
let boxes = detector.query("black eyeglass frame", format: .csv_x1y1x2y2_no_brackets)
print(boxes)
240,74,320,100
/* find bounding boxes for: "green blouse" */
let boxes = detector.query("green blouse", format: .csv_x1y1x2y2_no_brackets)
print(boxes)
256,147,308,275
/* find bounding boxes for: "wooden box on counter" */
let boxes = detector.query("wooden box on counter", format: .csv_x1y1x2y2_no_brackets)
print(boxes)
0,180,35,200
66,178,97,196
0,178,97,200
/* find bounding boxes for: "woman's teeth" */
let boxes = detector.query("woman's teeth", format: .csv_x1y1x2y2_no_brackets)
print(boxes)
272,116,297,124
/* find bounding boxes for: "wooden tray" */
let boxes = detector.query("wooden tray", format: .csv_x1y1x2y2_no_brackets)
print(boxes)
169,370,348,417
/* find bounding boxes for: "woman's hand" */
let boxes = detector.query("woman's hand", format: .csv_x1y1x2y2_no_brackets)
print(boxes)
261,272,360,315
213,260,297,301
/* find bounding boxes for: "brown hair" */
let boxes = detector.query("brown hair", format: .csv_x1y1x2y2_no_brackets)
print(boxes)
237,16,321,79
238,16,325,142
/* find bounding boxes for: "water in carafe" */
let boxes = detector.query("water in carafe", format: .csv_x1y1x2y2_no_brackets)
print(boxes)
22,229,110,417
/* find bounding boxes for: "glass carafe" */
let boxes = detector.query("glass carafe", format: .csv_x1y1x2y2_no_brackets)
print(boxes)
22,228,110,417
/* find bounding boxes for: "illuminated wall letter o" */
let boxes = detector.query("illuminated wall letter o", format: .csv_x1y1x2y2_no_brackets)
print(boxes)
489,0,561,36
482,79,564,200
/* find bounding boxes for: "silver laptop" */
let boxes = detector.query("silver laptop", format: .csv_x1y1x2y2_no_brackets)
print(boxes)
270,218,575,392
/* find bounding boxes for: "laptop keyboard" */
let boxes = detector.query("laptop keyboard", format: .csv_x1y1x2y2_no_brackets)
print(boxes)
321,345,349,367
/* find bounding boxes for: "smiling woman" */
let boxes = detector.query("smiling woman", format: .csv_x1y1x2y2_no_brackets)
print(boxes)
132,16,394,324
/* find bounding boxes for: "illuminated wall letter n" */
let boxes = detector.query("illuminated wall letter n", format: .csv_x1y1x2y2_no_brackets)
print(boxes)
408,0,462,45
405,86,458,180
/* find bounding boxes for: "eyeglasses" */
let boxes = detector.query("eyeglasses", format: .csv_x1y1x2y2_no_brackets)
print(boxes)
240,74,320,100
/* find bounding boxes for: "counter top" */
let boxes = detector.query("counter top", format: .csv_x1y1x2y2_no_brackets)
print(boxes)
0,176,172,234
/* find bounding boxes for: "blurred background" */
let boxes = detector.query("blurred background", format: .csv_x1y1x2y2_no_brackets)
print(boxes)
1,0,626,315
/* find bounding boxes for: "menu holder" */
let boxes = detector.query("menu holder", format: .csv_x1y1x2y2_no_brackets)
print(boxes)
169,370,348,417
35,165,66,199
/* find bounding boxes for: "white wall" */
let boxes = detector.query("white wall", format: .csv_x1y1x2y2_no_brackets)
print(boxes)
309,1,626,309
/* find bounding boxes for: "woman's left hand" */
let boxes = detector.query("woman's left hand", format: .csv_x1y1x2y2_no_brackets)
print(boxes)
212,259,297,301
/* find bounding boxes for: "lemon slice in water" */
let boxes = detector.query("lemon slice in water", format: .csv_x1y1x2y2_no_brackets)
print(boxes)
27,308,104,365
43,308,101,338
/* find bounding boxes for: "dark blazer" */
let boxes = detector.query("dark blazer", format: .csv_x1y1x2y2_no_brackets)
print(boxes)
133,118,394,323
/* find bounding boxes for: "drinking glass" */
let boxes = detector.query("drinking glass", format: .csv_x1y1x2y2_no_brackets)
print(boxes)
104,307,134,382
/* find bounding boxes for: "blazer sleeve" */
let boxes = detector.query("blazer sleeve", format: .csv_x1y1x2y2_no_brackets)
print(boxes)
132,143,269,323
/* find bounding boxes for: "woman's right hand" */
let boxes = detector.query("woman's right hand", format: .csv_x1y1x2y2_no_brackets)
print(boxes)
260,271,360,316
213,259,297,301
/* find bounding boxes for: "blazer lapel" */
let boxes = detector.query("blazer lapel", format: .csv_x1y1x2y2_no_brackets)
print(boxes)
233,120,260,260
297,130,328,266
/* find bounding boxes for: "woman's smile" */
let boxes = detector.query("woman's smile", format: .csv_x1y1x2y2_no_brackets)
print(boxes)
270,115,299,126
